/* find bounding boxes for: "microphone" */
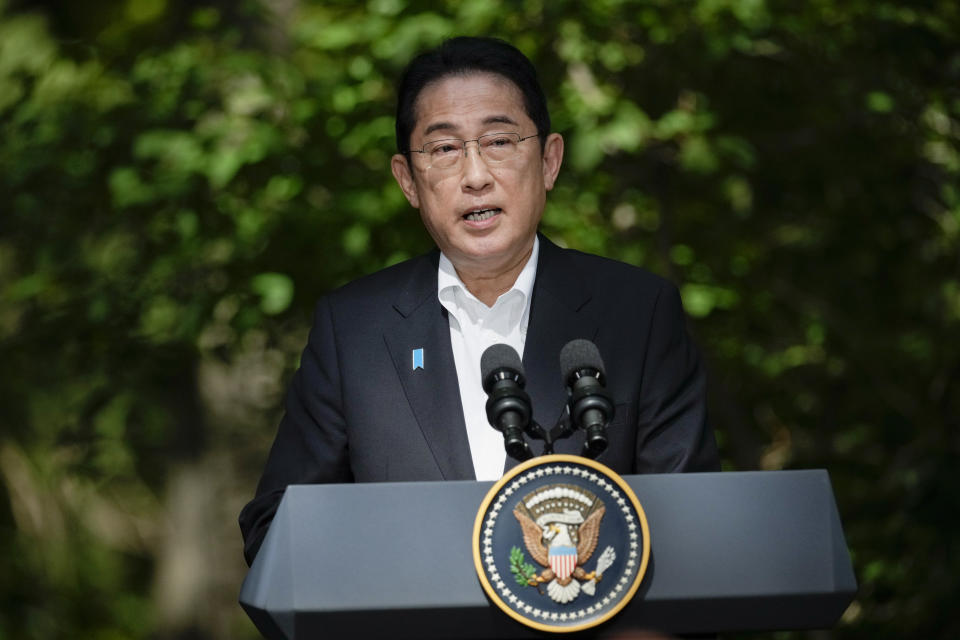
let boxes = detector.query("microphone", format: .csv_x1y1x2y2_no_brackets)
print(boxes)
481,344,533,462
559,339,614,458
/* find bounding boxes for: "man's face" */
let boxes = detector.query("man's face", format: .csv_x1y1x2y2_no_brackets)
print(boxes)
391,72,563,279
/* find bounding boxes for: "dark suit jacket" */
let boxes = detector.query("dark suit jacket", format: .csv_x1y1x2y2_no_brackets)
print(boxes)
239,235,719,565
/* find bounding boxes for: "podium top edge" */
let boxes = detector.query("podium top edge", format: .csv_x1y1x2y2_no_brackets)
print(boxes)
284,468,830,491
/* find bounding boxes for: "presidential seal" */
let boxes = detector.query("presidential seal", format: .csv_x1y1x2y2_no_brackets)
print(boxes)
473,454,651,633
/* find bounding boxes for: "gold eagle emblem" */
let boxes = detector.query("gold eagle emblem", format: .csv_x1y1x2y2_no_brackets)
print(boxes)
512,483,611,603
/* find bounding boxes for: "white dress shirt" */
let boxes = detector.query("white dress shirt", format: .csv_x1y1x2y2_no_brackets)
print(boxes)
437,236,539,481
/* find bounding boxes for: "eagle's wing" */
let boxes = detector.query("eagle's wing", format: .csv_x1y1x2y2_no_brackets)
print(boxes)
513,508,549,567
576,504,606,564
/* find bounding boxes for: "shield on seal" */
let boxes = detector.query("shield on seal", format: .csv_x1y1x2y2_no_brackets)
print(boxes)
548,545,578,580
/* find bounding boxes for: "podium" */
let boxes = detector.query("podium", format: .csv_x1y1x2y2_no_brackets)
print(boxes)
240,470,856,638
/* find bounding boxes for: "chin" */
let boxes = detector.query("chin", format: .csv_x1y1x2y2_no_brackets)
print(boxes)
459,240,513,261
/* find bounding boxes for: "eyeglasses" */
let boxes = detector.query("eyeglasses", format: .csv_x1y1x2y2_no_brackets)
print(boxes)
408,132,539,170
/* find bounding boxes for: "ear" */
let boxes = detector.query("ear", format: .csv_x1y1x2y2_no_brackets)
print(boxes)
391,154,420,208
541,133,564,191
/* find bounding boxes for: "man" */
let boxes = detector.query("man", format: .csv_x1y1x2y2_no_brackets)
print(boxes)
239,37,719,566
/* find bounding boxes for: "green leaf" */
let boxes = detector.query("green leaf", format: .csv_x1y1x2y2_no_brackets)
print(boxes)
251,272,294,315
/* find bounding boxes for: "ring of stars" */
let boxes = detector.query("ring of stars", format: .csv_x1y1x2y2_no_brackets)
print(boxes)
479,461,645,626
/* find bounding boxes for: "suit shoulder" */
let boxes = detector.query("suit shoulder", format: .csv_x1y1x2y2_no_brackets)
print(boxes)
554,244,675,293
324,251,437,306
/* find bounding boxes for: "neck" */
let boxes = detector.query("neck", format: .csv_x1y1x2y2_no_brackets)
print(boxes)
455,245,533,307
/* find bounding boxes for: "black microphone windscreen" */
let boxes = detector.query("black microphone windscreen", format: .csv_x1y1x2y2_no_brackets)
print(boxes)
559,339,606,382
480,343,524,383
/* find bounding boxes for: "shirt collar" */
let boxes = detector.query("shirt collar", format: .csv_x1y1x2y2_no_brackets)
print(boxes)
437,235,539,310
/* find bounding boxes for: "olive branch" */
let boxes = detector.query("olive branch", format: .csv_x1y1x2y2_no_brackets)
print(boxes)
509,546,539,587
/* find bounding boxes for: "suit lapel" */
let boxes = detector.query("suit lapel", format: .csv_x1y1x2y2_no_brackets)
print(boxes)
385,253,476,481
513,236,600,467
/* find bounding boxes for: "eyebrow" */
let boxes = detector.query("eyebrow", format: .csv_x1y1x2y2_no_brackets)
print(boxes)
422,115,521,138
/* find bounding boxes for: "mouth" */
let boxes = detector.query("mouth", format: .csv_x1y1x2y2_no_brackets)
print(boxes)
462,207,502,222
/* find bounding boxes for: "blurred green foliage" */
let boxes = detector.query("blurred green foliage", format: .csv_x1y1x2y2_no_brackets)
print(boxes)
1,0,958,638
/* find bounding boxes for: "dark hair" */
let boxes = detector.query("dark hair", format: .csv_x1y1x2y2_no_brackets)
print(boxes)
395,37,551,157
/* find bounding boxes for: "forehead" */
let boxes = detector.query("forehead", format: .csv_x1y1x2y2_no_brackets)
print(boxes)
411,72,529,139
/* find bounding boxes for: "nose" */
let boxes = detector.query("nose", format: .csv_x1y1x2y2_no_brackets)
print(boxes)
460,140,493,191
